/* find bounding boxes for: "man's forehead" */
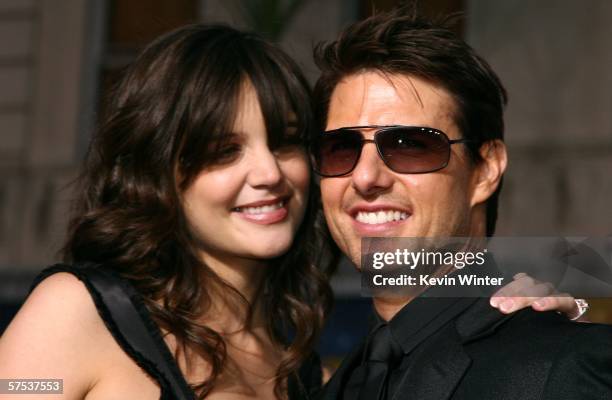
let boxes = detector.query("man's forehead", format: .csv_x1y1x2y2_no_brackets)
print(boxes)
327,71,456,128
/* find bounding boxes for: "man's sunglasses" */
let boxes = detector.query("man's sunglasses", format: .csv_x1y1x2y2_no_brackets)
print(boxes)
310,125,472,177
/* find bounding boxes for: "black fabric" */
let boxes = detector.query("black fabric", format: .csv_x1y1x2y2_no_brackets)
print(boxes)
367,323,403,363
30,263,322,400
387,296,478,355
341,296,477,400
30,263,195,400
343,322,403,400
320,295,612,400
289,352,324,400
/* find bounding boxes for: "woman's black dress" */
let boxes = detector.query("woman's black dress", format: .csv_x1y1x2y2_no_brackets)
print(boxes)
31,264,322,400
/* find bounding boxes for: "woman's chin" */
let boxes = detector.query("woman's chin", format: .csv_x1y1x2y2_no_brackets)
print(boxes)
244,240,293,260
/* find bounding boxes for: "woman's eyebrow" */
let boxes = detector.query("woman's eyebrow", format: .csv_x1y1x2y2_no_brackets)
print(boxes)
221,131,245,140
207,132,243,148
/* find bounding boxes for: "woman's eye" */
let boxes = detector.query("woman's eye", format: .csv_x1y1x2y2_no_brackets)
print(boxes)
215,144,242,163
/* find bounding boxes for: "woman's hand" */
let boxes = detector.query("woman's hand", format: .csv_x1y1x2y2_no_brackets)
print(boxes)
490,273,590,321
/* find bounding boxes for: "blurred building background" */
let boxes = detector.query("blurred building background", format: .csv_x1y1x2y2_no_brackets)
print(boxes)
1,0,612,358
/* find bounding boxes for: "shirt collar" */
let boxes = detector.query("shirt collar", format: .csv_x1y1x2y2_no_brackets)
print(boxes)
373,257,504,355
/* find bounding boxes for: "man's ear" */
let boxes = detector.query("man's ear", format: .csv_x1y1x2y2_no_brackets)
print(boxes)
470,139,507,207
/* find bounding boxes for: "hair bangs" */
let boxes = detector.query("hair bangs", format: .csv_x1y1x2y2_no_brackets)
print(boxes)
175,30,250,189
240,39,313,150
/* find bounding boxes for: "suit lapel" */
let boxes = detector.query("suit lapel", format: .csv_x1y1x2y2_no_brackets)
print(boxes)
392,299,516,400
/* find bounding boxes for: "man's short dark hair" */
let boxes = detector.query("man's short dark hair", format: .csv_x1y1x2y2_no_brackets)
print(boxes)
313,8,507,236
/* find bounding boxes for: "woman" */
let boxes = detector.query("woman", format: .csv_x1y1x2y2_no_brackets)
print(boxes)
0,25,583,400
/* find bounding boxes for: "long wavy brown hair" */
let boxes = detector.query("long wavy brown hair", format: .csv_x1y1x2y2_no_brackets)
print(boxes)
62,24,338,399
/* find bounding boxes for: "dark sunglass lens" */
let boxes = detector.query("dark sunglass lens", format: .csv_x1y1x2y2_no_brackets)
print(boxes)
378,128,450,173
313,131,362,176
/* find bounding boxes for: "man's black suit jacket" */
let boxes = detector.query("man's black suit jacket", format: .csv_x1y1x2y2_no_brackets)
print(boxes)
319,299,612,399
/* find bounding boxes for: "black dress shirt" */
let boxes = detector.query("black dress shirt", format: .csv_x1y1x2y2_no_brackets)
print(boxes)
343,295,478,400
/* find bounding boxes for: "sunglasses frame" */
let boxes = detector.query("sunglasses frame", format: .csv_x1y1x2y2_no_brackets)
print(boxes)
311,125,472,177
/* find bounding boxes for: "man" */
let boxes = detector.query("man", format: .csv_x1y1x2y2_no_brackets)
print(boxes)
310,8,612,400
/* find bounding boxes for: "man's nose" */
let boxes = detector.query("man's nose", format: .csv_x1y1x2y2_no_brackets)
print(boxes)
247,147,283,188
351,142,394,196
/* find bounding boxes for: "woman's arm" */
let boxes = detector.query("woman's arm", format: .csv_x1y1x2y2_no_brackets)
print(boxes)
0,273,105,399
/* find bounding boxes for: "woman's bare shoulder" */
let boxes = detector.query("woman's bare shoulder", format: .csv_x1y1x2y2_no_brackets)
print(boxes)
0,272,114,398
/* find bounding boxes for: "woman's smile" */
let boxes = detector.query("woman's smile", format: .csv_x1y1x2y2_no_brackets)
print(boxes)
232,196,290,225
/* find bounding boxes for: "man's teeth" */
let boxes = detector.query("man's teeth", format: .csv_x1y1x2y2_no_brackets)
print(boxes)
236,202,283,214
355,210,408,224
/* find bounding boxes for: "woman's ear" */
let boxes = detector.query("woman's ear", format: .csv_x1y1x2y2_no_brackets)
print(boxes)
470,139,508,207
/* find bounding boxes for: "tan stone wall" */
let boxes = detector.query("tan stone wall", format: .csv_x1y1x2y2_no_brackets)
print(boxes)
467,0,612,236
467,0,612,322
200,0,357,82
0,0,87,271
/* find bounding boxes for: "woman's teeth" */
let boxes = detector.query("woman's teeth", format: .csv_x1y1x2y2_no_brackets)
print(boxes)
236,202,284,214
355,210,408,225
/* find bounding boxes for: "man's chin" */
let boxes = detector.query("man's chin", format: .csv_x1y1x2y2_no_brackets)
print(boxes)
350,256,362,270
344,245,363,270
